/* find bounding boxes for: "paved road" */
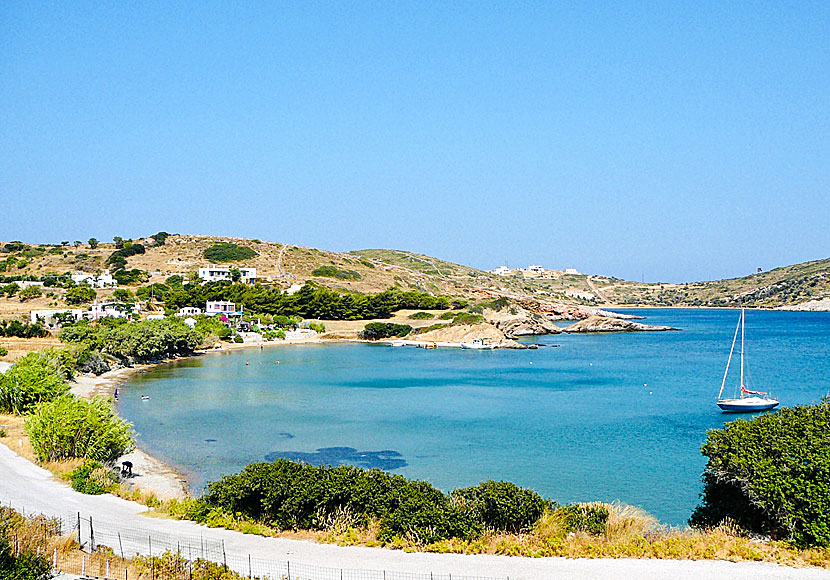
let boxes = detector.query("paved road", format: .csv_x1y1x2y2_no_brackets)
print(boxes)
1,444,826,580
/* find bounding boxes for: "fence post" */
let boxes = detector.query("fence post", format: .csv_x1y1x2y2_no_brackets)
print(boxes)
222,540,227,570
248,553,252,579
288,561,291,580
118,531,125,559
77,512,81,547
89,516,95,552
52,547,57,570
82,554,86,576
106,558,110,578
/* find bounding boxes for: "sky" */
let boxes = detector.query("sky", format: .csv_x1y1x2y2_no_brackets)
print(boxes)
1,3,827,283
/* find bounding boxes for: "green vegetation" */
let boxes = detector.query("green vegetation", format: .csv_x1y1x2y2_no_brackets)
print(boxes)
0,352,70,414
18,286,42,301
88,237,99,248
449,312,485,325
1,242,27,253
60,318,202,363
158,281,450,321
408,311,434,320
114,268,149,285
150,231,171,246
106,242,145,272
0,347,7,358
691,400,830,547
358,322,412,340
312,265,361,280
438,311,456,320
307,322,326,334
26,395,134,463
452,480,551,533
65,284,97,305
201,460,550,543
0,533,52,580
70,460,119,495
203,242,258,263
0,320,49,338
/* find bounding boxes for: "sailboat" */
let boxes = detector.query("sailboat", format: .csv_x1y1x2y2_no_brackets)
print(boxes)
717,309,779,413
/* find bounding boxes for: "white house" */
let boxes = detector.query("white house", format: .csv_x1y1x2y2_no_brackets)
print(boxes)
175,306,203,317
145,314,165,320
19,281,45,289
524,265,546,274
84,300,139,321
71,271,115,288
205,300,242,316
198,265,257,284
489,266,513,276
564,268,581,275
30,309,85,328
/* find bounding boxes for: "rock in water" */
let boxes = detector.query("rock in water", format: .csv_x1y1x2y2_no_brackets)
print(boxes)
563,315,679,333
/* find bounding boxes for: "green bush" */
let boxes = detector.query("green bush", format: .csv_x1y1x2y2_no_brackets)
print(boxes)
0,348,7,358
65,284,97,305
61,318,202,363
0,320,49,338
690,400,830,547
358,322,412,340
556,503,610,536
0,352,70,414
311,265,361,280
203,242,258,263
452,480,552,533
26,395,134,463
307,322,326,334
0,535,52,580
408,311,434,320
70,460,118,495
233,335,244,343
203,460,482,543
438,311,456,320
450,312,485,325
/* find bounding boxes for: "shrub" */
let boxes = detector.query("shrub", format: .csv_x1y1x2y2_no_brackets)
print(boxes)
233,335,243,343
65,285,97,305
438,311,456,320
203,242,258,263
26,395,134,463
556,503,610,536
307,322,326,334
76,350,110,375
0,347,6,358
203,460,482,543
311,265,361,280
0,320,48,338
452,480,552,533
408,311,434,320
358,322,412,340
0,535,52,580
70,460,118,494
690,400,830,547
18,286,42,301
451,312,485,325
0,352,70,414
102,319,203,363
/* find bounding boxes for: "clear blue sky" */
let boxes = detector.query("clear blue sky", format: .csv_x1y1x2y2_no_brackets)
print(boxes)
1,3,827,282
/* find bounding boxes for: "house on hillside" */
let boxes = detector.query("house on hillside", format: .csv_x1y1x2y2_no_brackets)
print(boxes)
84,300,139,321
71,271,115,288
205,300,242,317
198,265,257,284
175,306,203,317
30,309,85,328
489,266,513,276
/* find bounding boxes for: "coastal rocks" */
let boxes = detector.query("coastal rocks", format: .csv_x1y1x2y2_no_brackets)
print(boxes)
482,305,562,338
412,322,521,348
778,297,830,312
563,315,679,333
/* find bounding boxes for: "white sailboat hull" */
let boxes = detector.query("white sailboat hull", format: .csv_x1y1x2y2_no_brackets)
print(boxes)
717,396,779,413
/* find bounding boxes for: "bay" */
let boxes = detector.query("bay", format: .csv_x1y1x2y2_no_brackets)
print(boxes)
119,308,830,525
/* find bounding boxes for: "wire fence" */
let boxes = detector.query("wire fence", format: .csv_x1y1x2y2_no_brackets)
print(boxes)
3,502,510,580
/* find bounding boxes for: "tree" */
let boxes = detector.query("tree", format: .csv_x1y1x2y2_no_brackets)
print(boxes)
26,395,134,463
1,283,19,297
229,267,242,282
690,400,830,547
88,238,99,249
18,286,42,301
73,240,82,247
0,352,70,414
65,285,96,305
113,236,125,249
112,288,134,302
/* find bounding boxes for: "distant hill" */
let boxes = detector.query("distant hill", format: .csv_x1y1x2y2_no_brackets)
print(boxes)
0,235,827,311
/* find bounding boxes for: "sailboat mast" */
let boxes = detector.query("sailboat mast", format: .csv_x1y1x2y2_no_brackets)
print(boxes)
718,310,741,401
740,308,745,395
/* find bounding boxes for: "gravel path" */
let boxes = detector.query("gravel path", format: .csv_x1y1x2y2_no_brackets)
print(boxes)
1,445,826,580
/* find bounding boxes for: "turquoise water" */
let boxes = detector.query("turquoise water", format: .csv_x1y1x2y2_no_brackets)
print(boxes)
119,309,830,525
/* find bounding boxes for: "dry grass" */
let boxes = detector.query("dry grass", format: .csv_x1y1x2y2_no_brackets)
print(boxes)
0,336,64,362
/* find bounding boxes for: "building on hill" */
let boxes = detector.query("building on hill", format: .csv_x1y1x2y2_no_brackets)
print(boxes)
564,268,581,275
490,265,513,276
85,300,139,321
175,306,203,317
30,309,85,328
71,270,115,288
205,300,242,316
198,265,257,284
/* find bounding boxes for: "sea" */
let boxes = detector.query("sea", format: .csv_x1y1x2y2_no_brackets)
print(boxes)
118,308,830,526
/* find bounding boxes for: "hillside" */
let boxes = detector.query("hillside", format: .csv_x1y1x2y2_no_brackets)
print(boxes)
0,236,827,321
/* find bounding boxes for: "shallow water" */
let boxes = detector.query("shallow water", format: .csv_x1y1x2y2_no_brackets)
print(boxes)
119,308,830,525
